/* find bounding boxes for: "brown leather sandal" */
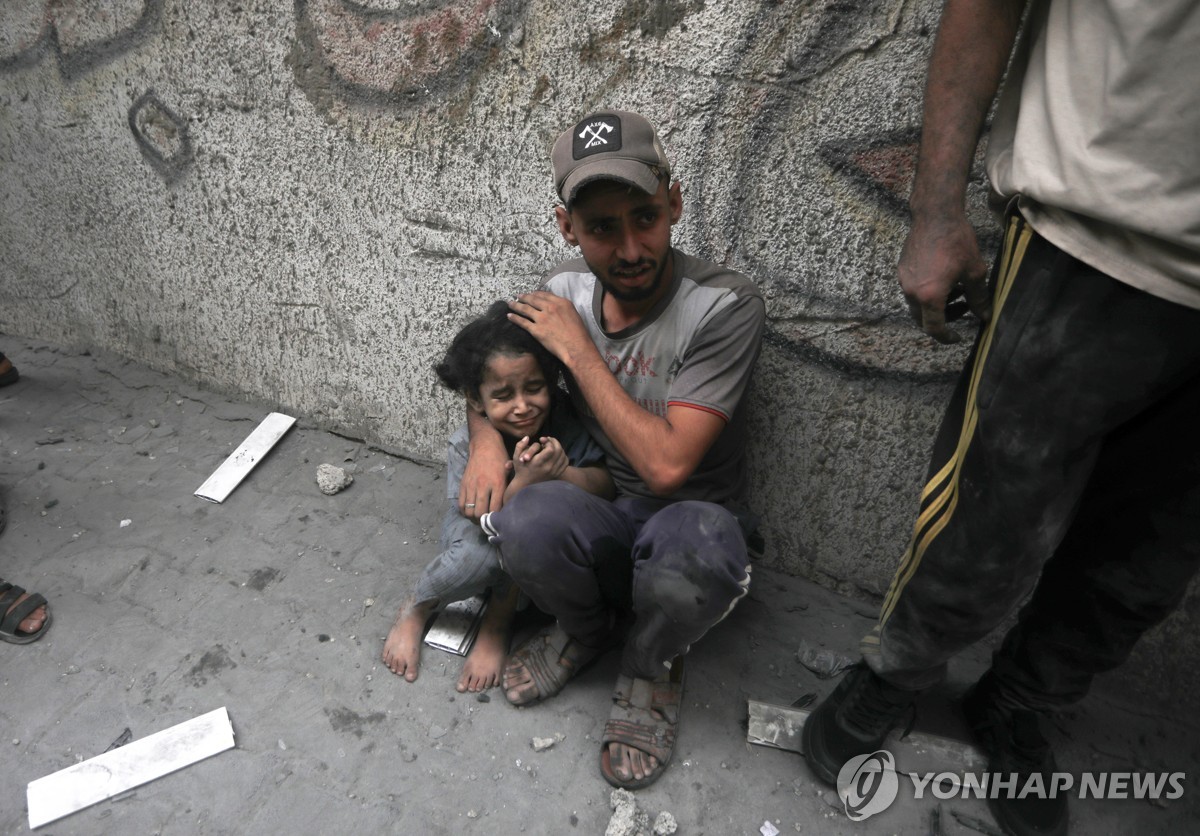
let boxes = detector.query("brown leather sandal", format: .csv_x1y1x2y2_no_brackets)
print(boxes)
502,622,606,706
599,656,685,789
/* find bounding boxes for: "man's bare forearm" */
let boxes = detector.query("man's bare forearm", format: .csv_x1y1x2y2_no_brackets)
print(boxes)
910,0,1027,219
562,345,717,496
461,406,508,516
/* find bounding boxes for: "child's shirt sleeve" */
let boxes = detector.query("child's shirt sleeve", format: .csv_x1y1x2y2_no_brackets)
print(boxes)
546,393,606,469
444,423,471,500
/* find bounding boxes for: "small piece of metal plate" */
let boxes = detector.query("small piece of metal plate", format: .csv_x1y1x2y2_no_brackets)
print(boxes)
195,412,296,503
28,707,236,829
423,595,488,656
746,699,987,785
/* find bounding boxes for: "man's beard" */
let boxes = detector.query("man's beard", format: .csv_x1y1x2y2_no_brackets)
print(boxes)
595,257,669,302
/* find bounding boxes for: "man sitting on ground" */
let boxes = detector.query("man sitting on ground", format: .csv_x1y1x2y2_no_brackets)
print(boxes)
460,110,766,789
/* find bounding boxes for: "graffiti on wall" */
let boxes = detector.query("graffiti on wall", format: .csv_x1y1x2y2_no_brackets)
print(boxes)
128,90,193,185
676,0,990,383
291,0,526,110
284,0,982,383
0,2,191,185
0,0,162,79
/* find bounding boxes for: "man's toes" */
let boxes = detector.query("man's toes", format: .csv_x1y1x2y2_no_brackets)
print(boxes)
634,750,658,779
20,605,46,633
611,743,633,779
502,663,530,693
608,743,657,781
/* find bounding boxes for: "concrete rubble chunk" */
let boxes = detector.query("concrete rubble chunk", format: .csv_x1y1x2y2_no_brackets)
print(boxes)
653,811,678,835
796,639,855,679
606,788,649,836
316,463,353,495
532,733,564,751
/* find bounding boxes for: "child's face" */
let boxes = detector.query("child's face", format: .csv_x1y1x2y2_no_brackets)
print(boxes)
467,353,551,440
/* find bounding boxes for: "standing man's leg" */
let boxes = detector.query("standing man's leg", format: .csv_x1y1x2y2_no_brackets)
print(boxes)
958,375,1200,835
804,215,1200,786
980,368,1200,710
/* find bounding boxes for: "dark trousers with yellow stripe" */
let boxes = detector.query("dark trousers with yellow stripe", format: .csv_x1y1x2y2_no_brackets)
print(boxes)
864,213,1200,711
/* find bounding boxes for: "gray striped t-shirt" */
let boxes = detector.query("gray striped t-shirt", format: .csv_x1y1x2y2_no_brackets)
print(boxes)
542,248,765,503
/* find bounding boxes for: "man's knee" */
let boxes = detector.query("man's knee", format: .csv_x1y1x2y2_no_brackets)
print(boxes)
491,481,585,575
635,502,750,618
641,502,747,564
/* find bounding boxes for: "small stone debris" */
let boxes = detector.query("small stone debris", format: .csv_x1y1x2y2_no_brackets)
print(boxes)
316,463,353,495
760,822,780,836
119,519,132,528
603,790,677,836
796,640,855,679
950,811,1005,836
653,811,678,835
476,693,491,703
532,733,565,752
606,789,649,836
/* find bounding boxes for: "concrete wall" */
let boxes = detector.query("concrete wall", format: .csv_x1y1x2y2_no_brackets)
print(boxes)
2,1,1195,699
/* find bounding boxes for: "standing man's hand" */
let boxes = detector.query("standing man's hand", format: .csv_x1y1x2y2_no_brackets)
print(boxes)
898,212,991,344
508,291,595,365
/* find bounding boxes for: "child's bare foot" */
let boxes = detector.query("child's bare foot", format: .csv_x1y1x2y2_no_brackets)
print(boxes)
381,598,434,682
457,585,518,693
457,627,508,692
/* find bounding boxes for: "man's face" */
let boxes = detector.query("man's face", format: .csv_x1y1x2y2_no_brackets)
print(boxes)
556,178,682,304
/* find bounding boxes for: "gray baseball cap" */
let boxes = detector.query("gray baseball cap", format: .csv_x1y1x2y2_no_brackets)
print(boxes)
552,110,671,206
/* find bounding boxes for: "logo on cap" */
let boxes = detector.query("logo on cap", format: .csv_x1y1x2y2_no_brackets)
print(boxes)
573,117,622,159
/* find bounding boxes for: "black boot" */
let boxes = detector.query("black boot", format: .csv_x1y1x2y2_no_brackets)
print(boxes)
803,664,917,785
962,675,1069,836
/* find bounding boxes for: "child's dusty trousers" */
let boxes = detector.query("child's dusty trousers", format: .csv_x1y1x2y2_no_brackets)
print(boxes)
865,214,1200,710
412,502,511,607
487,482,751,681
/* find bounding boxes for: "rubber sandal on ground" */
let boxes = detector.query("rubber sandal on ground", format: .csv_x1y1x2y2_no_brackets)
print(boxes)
0,581,52,644
600,657,685,790
502,622,606,706
0,354,18,387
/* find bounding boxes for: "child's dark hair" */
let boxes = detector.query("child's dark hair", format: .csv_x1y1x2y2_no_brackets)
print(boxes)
435,301,562,399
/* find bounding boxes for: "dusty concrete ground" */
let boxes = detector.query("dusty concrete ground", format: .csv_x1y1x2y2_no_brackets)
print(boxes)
1,338,1195,835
